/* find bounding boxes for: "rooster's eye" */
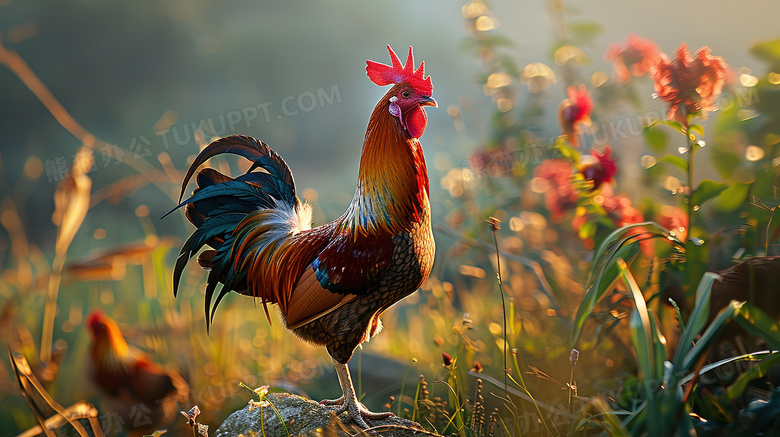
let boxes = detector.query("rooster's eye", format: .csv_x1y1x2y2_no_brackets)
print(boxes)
401,90,411,99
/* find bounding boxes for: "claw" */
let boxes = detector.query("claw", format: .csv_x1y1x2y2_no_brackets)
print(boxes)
356,404,394,421
321,395,394,426
327,358,395,429
320,396,344,406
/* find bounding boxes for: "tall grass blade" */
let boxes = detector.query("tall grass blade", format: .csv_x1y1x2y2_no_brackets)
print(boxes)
680,301,741,371
733,302,780,349
672,272,720,368
572,222,682,347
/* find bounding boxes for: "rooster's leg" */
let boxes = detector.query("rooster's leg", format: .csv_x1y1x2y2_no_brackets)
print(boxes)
320,357,393,428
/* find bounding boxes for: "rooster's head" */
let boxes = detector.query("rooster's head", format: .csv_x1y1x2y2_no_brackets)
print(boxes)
87,310,110,335
86,311,129,352
366,45,437,139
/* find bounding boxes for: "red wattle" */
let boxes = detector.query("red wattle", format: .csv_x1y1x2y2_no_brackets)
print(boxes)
405,106,428,139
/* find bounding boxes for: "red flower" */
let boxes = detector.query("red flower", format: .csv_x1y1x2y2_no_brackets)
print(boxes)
534,159,577,220
580,146,617,189
559,85,593,145
651,44,729,123
604,195,643,228
604,35,660,83
599,187,652,255
657,205,688,240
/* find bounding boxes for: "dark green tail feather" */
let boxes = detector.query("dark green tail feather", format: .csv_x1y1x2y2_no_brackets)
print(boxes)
166,135,299,330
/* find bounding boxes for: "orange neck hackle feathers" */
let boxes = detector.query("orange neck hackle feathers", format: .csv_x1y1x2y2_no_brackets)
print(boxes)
344,87,430,235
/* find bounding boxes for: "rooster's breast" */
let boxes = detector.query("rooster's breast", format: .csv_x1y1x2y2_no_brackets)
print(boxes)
292,209,434,363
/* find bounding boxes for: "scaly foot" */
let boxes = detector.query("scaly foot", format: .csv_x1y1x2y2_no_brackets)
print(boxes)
321,395,394,429
325,358,395,429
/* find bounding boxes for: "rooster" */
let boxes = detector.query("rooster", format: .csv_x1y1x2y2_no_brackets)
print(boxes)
87,311,189,436
168,45,436,428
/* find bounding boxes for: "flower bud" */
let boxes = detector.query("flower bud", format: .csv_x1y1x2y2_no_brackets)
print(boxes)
570,348,580,366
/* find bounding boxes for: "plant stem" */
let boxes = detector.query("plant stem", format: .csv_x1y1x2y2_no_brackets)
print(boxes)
766,207,776,255
40,252,66,364
683,110,694,242
568,366,575,413
488,219,508,394
487,217,509,394
411,378,421,423
398,362,413,416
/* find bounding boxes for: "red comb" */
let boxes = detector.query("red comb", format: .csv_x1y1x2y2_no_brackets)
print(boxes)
366,45,433,96
87,310,104,330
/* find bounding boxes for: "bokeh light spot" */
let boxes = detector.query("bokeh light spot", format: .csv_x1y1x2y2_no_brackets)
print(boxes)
746,145,765,161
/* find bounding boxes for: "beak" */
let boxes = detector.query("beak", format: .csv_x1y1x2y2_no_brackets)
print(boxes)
419,95,438,108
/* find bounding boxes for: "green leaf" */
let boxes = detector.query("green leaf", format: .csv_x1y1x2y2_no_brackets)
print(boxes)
680,301,742,371
659,155,689,173
727,352,780,399
588,222,679,285
623,261,654,382
577,219,596,240
680,350,773,386
672,272,720,368
556,137,581,162
647,309,667,383
734,302,780,349
619,260,663,435
571,222,683,347
620,401,648,434
643,127,668,153
571,242,638,348
691,180,728,208
649,119,686,136
750,38,780,66
688,123,705,138
715,182,750,212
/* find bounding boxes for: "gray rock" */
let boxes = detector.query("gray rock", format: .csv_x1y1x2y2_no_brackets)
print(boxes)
215,393,438,437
